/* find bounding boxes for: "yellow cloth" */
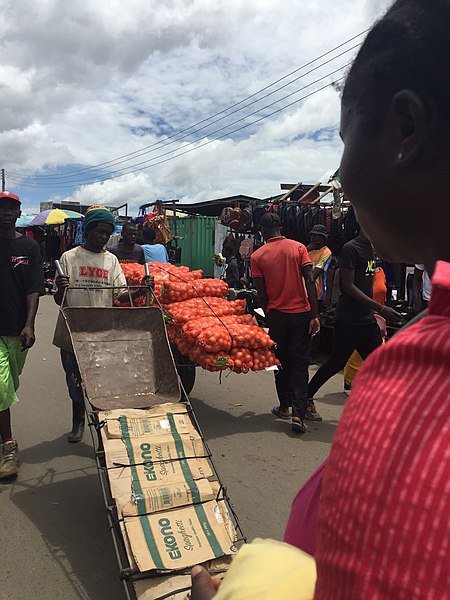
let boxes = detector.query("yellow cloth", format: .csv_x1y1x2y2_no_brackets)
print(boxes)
214,538,316,600
344,336,386,386
343,267,387,386
344,350,362,385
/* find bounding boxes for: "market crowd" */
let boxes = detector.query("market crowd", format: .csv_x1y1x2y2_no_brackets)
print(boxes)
1,0,449,597
0,191,403,471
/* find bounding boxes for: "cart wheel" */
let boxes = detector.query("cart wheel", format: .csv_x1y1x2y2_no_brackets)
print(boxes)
171,345,196,396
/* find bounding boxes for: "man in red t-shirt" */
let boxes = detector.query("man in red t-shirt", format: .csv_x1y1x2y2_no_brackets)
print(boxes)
251,213,320,432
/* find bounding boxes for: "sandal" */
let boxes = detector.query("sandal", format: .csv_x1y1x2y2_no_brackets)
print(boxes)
291,418,307,434
271,406,291,420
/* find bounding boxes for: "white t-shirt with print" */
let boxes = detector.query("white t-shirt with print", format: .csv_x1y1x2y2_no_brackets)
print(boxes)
53,246,127,350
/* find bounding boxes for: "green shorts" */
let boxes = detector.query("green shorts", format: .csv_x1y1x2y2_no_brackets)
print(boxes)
0,337,28,412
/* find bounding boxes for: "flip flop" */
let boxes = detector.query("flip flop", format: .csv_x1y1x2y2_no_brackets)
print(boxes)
291,418,307,434
271,406,291,420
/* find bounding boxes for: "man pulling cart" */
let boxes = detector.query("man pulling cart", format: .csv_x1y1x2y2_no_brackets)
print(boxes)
53,206,152,442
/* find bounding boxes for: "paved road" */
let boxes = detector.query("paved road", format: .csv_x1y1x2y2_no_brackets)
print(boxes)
0,295,346,600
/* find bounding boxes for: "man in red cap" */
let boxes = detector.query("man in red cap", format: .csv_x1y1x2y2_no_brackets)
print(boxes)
0,190,44,479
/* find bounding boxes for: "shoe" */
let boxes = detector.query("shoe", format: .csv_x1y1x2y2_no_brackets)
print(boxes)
304,401,322,422
291,418,307,434
344,382,352,396
68,420,85,443
271,406,291,420
0,440,19,479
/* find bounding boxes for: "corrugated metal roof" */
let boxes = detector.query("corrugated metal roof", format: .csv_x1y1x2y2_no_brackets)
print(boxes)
175,195,261,217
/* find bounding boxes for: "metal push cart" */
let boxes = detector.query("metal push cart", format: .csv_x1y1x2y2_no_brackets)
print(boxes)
60,296,245,600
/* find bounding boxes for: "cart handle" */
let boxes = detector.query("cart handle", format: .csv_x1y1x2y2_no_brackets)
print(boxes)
59,285,155,309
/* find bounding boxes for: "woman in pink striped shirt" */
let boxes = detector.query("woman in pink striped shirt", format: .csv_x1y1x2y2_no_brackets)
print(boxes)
191,1,450,598
314,0,450,598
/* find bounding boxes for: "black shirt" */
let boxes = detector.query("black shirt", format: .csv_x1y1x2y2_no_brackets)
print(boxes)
0,235,44,336
335,236,376,325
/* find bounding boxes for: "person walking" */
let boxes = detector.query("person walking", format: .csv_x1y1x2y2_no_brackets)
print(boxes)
343,260,388,394
307,225,332,365
313,0,450,594
251,212,320,433
307,225,332,304
307,231,400,402
54,206,152,443
0,190,44,479
109,221,145,264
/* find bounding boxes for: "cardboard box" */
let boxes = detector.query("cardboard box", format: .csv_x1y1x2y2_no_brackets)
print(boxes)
124,501,236,571
133,557,232,600
106,413,194,439
103,430,208,470
99,403,188,422
134,574,191,600
122,478,215,516
216,499,238,545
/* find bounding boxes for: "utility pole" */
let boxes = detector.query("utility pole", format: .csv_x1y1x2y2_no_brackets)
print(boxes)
1,169,5,192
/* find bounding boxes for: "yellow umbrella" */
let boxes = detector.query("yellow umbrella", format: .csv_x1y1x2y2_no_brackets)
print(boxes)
29,208,84,226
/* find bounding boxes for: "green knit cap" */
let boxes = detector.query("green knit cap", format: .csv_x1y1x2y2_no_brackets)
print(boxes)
84,205,115,231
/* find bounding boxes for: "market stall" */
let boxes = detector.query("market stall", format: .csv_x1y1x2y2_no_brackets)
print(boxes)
260,181,416,338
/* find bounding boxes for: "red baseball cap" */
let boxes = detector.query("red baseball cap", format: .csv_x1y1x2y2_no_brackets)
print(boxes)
0,190,21,205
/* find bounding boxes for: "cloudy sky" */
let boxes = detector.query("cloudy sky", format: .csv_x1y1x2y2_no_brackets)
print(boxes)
1,0,391,214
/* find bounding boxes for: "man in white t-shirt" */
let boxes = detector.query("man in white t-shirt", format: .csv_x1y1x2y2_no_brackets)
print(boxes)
54,206,152,442
413,263,431,313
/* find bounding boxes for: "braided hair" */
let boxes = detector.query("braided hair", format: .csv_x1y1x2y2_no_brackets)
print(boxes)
343,0,450,155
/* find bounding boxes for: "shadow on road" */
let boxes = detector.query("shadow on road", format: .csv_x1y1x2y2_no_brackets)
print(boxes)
11,473,125,600
19,434,94,464
190,396,339,445
316,392,348,407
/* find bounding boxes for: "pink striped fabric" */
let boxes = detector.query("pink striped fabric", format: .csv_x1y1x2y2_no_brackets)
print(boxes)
314,261,450,599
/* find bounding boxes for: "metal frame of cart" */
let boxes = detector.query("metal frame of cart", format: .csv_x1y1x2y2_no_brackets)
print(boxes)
59,290,245,600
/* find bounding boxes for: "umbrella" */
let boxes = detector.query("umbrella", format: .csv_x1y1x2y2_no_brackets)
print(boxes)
29,208,83,226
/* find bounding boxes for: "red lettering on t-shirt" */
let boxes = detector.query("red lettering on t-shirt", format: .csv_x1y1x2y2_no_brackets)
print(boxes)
78,266,110,280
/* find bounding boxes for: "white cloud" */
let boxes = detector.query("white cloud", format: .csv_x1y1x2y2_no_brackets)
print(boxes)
0,0,382,212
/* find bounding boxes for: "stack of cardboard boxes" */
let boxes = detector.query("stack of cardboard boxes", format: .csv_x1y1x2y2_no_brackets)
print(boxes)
100,403,238,599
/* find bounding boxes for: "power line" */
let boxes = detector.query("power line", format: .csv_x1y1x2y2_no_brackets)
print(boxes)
9,59,351,187
10,43,358,183
8,70,347,190
8,29,367,182
8,64,348,189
